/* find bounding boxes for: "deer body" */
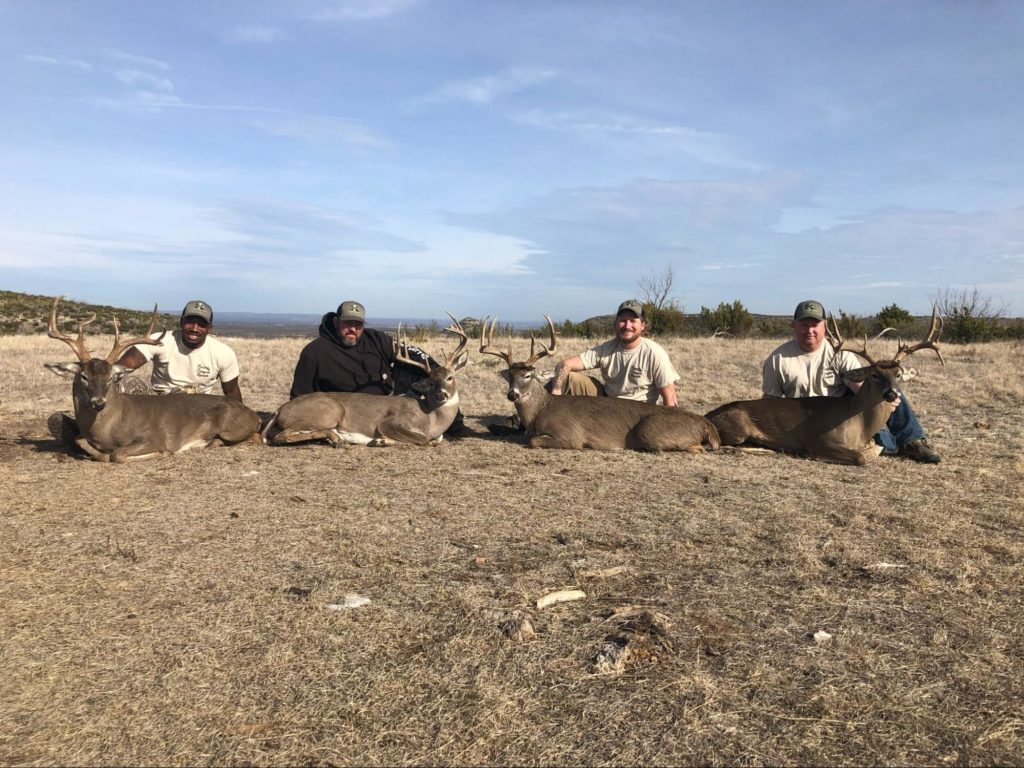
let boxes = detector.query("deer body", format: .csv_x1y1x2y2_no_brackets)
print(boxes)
263,314,469,448
484,317,719,453
706,311,943,466
45,298,261,463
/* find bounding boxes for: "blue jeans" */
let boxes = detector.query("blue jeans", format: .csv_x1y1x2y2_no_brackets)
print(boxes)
874,391,926,453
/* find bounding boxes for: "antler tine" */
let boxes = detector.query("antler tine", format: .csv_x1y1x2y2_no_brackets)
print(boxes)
47,295,93,362
393,323,432,374
824,312,843,351
826,312,876,365
893,306,945,367
479,315,514,366
441,311,469,369
524,314,558,367
105,304,165,363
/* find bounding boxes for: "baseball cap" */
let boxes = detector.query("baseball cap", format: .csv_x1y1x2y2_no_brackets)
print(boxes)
616,299,646,319
793,299,825,322
337,300,366,323
181,299,213,323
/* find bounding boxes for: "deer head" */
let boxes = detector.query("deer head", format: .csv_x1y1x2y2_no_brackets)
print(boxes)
45,296,165,412
394,312,469,410
826,307,944,403
479,315,557,403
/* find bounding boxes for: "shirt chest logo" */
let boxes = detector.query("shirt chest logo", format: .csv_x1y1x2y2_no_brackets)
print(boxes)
196,363,211,378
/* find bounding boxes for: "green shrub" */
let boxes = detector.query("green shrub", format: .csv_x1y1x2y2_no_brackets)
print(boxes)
698,300,754,337
874,303,914,334
644,302,689,336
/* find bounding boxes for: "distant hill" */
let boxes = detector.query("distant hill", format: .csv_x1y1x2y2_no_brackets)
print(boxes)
0,290,178,336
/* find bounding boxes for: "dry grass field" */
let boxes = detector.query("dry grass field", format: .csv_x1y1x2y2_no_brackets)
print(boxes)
1,330,1022,766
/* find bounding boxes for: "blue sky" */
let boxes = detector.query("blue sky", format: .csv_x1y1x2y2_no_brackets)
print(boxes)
2,0,1023,321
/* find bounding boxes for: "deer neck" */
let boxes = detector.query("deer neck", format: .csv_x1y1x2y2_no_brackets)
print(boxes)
512,379,550,428
849,383,896,438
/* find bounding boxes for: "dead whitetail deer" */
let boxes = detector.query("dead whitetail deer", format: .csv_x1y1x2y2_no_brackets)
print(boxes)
262,314,469,447
480,316,719,452
44,296,261,462
705,310,944,465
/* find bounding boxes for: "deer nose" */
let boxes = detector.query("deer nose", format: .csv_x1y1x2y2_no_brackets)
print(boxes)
883,390,898,403
90,398,107,411
507,390,520,402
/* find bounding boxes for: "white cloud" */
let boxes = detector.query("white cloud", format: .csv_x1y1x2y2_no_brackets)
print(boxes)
22,54,92,70
113,69,174,92
423,67,555,105
252,114,393,150
101,48,170,71
512,108,761,171
225,25,285,44
310,0,419,21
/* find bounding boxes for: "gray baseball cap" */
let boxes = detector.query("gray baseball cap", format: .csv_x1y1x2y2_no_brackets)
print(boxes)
181,299,213,323
337,300,366,323
617,299,646,319
793,299,825,321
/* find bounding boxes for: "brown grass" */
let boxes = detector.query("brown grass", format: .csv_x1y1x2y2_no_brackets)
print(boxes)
1,333,1023,766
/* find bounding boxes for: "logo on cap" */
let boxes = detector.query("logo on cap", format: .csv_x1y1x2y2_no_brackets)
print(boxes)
616,299,646,319
337,300,366,322
181,300,213,322
793,300,825,321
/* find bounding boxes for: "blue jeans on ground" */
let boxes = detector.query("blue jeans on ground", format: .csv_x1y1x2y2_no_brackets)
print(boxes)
874,391,926,454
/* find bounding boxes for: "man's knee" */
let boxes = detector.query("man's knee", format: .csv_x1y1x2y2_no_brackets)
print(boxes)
561,372,605,397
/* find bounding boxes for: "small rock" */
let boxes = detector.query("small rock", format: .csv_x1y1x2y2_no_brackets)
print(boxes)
813,630,833,644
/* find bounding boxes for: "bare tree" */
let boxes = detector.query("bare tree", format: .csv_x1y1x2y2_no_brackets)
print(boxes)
637,264,677,309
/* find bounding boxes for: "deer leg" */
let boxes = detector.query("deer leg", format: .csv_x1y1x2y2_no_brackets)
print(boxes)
110,441,170,462
528,434,578,450
75,437,111,462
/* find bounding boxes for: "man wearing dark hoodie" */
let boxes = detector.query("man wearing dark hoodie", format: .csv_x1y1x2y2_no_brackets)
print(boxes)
289,300,466,434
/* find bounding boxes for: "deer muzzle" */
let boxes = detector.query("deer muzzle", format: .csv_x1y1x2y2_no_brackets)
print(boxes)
883,389,899,403
90,397,107,411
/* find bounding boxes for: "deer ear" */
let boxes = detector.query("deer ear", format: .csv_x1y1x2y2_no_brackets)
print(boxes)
451,350,469,371
112,364,133,381
44,362,82,379
842,366,870,383
410,377,432,395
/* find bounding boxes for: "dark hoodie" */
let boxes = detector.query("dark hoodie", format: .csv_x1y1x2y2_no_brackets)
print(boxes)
289,312,398,398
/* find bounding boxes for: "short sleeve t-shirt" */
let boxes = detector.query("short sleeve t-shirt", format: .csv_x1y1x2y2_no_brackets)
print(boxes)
137,331,240,394
578,337,679,404
761,339,864,398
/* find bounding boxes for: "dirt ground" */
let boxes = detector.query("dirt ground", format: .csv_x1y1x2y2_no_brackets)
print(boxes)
1,332,1022,766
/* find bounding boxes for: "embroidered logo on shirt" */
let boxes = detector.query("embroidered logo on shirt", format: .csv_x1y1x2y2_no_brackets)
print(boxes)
196,363,211,378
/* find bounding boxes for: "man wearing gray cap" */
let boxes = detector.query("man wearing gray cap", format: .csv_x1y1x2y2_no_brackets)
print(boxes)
491,298,680,435
48,298,246,444
289,299,466,434
761,299,939,463
548,299,680,405
116,299,245,401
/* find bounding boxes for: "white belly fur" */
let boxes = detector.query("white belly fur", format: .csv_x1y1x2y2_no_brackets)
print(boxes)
330,429,374,446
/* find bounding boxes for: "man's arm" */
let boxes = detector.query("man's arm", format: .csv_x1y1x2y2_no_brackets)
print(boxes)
658,384,678,407
289,351,317,399
221,377,243,403
549,355,585,395
761,356,785,398
115,347,148,370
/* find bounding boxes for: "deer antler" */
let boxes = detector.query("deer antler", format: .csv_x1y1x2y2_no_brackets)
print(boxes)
105,305,166,363
393,323,432,374
893,307,944,367
479,316,514,366
524,315,558,367
48,296,95,362
826,312,877,366
441,311,469,371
